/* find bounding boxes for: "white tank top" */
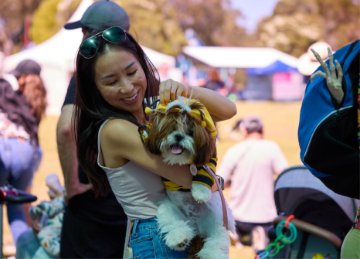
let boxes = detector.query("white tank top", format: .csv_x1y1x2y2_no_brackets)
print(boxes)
97,119,166,220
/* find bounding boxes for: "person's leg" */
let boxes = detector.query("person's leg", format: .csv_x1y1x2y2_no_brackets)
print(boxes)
251,222,272,252
251,226,268,252
0,139,11,185
23,146,43,225
5,139,36,244
235,221,253,246
15,229,41,259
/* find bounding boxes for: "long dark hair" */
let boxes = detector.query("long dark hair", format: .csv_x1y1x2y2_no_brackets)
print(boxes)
74,31,160,196
0,78,39,145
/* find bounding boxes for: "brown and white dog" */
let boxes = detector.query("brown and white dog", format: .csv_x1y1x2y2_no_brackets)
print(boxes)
143,97,235,259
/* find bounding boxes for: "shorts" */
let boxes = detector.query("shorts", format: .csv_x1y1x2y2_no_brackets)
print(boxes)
129,217,188,259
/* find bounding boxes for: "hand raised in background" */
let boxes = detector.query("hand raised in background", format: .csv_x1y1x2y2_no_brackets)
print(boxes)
310,47,344,105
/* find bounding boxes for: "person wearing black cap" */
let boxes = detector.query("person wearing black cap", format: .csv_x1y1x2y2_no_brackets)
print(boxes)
56,1,129,258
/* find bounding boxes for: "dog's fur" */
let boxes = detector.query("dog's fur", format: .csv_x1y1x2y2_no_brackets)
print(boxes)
144,98,235,259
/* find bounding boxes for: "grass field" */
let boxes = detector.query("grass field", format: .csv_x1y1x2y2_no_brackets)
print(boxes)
2,100,303,258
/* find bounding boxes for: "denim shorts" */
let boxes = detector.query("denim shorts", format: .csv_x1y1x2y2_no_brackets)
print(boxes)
128,217,188,259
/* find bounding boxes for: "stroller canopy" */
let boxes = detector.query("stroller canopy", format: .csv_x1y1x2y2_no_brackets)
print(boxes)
274,166,357,240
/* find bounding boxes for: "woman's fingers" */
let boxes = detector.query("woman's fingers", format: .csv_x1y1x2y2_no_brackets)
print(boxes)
159,79,189,104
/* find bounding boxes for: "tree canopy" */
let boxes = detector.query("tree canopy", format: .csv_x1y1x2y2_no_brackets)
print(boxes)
0,0,358,57
255,0,360,57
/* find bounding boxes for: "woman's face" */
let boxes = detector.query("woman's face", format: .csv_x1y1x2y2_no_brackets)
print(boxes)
95,46,147,121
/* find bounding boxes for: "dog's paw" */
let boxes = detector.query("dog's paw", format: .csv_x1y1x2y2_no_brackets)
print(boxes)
164,224,195,251
191,183,211,202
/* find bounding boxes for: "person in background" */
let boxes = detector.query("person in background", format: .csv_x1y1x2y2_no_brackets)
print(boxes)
12,59,47,125
204,68,226,93
0,78,40,246
217,116,288,252
56,1,129,257
73,23,236,257
10,59,47,226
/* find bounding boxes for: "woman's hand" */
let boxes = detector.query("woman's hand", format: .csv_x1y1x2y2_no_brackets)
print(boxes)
159,79,190,105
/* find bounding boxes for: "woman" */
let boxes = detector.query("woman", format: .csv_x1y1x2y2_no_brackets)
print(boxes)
0,78,41,244
74,26,237,258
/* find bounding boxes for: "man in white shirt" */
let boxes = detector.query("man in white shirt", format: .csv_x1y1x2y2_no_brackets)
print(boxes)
217,116,288,251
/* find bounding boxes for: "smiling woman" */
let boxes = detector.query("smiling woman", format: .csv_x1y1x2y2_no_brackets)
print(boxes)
73,26,236,258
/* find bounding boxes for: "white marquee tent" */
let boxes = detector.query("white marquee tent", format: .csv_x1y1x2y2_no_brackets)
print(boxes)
182,46,299,69
4,0,175,115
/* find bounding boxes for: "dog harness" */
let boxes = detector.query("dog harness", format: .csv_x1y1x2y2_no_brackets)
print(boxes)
162,158,217,192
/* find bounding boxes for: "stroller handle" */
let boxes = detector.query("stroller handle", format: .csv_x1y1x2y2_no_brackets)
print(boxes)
0,185,37,204
274,216,342,248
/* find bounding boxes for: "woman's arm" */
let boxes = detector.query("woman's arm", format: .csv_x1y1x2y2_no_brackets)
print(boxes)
189,86,237,121
159,79,237,122
100,119,193,188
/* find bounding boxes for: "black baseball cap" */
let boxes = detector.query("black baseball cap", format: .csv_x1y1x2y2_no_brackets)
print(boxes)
64,0,130,31
11,59,42,77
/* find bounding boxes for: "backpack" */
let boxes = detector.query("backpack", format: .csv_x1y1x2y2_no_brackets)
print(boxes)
298,40,360,199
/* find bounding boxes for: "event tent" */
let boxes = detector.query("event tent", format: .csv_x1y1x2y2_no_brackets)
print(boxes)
4,0,175,115
182,46,299,72
182,46,303,101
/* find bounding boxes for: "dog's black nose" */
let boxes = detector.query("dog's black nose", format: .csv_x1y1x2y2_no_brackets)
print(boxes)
175,134,184,142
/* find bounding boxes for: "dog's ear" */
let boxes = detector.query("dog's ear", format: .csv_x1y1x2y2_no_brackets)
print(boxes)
145,111,164,154
192,124,217,164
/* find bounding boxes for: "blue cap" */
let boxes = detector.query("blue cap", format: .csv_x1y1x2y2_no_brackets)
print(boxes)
64,0,130,31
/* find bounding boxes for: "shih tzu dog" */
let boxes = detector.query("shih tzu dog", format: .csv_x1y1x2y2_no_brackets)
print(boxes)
142,97,235,259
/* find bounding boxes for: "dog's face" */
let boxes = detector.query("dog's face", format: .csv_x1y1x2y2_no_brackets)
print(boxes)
145,100,216,166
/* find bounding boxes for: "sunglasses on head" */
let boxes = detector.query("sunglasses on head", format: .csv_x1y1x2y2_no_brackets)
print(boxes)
79,26,127,59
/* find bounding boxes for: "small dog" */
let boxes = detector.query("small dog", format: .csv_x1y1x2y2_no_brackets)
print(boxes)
143,97,235,259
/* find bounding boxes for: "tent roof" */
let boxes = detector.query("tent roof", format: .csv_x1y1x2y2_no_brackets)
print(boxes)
182,46,299,69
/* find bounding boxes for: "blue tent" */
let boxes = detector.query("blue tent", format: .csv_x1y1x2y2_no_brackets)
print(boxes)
247,60,298,75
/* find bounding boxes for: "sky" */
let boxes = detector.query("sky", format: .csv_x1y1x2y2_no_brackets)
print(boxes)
231,0,278,32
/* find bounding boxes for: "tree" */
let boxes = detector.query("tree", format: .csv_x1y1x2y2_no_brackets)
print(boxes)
2,0,247,55
255,0,360,57
0,0,42,51
30,0,80,44
119,0,187,55
118,0,246,54
169,0,246,47
0,0,79,51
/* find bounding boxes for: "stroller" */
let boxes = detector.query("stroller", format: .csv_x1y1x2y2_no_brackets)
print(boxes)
271,165,357,259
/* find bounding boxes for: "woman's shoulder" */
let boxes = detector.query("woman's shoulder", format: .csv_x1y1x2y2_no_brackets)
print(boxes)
100,118,139,144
